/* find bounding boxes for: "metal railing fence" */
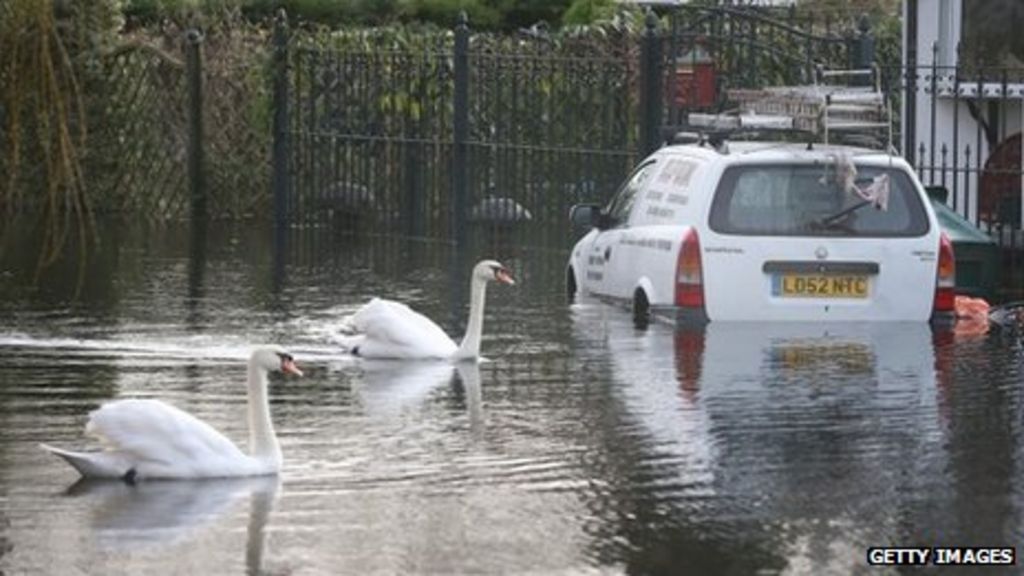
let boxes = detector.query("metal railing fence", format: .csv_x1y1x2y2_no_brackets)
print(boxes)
7,6,1019,295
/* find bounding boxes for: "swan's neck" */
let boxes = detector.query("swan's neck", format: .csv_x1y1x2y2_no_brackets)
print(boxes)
247,364,281,466
454,277,488,359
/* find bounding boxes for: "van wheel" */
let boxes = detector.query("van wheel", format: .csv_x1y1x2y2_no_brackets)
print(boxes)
566,267,578,303
633,289,650,328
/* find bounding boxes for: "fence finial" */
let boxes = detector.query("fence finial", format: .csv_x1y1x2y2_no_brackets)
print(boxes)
457,10,468,29
852,13,875,75
857,13,871,35
644,8,658,33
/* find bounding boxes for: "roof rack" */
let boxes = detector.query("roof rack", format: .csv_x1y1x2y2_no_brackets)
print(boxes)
664,65,893,151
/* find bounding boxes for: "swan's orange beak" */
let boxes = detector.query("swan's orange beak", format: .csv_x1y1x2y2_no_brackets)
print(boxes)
281,358,303,377
496,268,515,285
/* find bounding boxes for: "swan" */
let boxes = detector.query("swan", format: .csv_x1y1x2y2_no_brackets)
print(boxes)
337,259,515,360
40,346,303,481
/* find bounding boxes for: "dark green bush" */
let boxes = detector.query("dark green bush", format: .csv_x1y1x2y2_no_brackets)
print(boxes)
121,0,583,30
562,0,618,27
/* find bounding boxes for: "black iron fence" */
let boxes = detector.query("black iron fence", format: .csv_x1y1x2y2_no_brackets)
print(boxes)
271,7,867,247
887,62,1024,231
882,59,1024,297
6,6,865,236
6,6,1020,294
273,13,641,248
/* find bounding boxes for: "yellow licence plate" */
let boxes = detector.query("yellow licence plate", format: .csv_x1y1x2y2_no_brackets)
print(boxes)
776,274,869,298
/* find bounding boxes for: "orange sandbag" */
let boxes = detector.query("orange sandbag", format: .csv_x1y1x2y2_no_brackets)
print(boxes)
954,295,990,337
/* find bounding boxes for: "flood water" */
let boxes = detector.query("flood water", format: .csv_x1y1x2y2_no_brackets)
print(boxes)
1,221,1023,575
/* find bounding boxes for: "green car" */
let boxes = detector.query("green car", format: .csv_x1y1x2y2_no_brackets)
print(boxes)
927,186,1000,301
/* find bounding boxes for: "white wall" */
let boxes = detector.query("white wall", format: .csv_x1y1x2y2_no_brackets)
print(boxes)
906,0,1023,225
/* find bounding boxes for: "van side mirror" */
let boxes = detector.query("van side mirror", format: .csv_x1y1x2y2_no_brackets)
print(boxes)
570,204,603,229
925,185,949,203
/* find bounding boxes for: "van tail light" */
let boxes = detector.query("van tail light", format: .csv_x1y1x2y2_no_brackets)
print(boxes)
675,228,704,308
933,232,956,314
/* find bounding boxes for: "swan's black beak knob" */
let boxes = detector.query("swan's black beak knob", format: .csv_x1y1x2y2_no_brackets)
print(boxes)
280,355,303,377
495,267,515,285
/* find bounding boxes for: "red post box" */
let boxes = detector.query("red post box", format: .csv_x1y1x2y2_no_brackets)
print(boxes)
673,45,716,109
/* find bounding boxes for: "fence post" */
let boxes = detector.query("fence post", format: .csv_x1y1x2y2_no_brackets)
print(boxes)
904,0,918,163
452,11,469,245
638,10,663,159
851,14,875,86
271,9,291,230
185,29,206,222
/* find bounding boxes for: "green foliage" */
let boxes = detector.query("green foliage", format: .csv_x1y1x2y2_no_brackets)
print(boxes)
794,0,901,22
562,0,617,27
0,0,125,275
491,0,573,30
244,0,400,26
961,0,1024,68
874,11,901,71
396,0,501,28
791,0,902,70
121,0,576,30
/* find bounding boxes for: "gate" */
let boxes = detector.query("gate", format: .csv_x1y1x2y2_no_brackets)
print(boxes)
658,5,866,130
274,13,638,247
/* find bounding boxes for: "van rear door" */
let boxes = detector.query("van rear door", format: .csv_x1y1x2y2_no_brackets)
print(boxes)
701,163,938,322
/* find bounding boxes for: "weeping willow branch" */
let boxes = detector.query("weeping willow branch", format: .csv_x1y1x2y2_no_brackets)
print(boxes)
0,0,94,279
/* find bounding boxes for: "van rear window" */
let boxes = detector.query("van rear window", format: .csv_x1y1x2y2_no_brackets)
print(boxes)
708,164,930,237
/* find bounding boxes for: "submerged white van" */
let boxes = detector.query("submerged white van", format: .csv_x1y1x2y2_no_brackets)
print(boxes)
566,140,955,325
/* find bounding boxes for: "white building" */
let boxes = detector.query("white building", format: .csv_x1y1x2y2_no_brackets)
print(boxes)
904,0,1023,227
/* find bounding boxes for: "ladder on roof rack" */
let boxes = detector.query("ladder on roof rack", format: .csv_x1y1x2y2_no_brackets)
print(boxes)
669,66,892,150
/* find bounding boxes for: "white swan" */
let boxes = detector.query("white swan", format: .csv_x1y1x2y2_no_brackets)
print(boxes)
338,259,515,360
40,346,303,481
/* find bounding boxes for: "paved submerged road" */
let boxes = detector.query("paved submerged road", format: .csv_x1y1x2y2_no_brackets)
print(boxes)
0,223,1022,575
